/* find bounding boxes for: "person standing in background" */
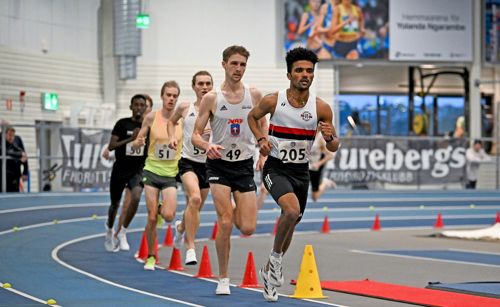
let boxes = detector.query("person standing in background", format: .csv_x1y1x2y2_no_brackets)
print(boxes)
465,140,491,189
0,126,29,192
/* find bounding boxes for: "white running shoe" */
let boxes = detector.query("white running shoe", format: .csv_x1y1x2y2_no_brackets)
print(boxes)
173,220,184,250
268,252,284,287
104,224,119,252
215,278,231,295
116,228,130,251
259,267,278,302
143,256,156,271
185,248,197,265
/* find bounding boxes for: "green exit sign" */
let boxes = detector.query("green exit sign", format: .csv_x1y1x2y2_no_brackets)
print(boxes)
42,92,59,110
136,13,150,29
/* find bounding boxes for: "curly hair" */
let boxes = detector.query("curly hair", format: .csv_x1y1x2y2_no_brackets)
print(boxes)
285,47,319,73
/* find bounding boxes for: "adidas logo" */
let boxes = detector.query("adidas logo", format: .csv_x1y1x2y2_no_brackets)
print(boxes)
220,105,228,111
189,112,195,117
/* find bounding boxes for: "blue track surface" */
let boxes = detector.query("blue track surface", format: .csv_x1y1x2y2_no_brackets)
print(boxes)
1,190,499,306
426,281,500,298
371,249,500,266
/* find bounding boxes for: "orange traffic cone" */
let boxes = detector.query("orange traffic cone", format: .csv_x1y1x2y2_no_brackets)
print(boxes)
167,248,184,271
136,231,148,260
163,224,173,246
210,221,218,240
434,213,444,228
195,245,214,278
272,217,279,235
371,214,381,231
321,215,330,233
239,251,262,288
494,212,500,224
135,231,159,263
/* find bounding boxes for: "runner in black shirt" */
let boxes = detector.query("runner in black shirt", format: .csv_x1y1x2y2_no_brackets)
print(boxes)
104,94,148,252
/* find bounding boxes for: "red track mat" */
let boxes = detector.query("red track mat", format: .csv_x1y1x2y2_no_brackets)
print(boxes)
319,279,500,307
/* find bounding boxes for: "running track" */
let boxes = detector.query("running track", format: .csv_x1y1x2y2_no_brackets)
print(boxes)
0,190,499,306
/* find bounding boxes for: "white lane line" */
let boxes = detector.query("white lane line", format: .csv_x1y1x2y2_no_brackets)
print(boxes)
0,203,110,214
3,202,499,217
51,234,205,307
299,214,496,223
303,206,500,212
314,196,500,203
52,230,343,307
0,282,62,306
350,249,500,268
0,217,98,235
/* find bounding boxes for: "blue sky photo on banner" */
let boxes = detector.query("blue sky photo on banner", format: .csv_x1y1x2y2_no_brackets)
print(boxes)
283,0,472,62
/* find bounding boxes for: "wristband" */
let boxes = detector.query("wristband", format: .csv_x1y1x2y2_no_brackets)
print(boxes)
257,137,267,143
325,135,336,143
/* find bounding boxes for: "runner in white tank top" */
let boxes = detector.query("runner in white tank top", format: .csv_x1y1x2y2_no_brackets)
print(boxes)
248,47,340,302
210,85,255,162
167,71,213,266
191,46,266,296
268,89,318,163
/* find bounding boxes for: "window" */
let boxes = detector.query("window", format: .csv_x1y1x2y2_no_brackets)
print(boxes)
338,94,377,136
337,94,464,136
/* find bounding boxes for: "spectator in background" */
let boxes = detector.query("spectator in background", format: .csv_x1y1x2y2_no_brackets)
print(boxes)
0,126,29,192
465,140,491,189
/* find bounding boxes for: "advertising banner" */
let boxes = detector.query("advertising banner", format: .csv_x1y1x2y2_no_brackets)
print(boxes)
284,0,389,61
283,0,472,63
60,128,113,189
389,0,472,62
485,0,500,63
324,138,467,185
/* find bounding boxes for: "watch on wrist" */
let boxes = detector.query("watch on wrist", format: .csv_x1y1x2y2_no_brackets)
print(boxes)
325,135,336,143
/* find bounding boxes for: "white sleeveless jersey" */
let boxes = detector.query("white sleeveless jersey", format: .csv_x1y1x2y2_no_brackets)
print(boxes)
210,85,255,162
182,102,209,163
268,89,318,163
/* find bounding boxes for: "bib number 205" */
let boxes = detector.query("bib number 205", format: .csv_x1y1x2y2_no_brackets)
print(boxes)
278,141,307,163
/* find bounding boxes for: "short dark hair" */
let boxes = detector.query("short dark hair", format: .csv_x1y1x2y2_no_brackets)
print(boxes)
192,71,213,87
222,45,250,62
130,94,147,106
161,80,181,96
285,47,319,73
473,140,482,145
5,126,15,134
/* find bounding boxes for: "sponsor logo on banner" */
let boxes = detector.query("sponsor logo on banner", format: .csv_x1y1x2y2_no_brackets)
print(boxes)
60,128,113,189
325,138,467,185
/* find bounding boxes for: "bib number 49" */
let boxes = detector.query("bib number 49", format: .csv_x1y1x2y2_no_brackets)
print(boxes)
225,149,241,161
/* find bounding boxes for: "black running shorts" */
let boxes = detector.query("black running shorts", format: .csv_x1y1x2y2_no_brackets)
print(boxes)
178,157,209,189
262,156,309,222
206,158,256,192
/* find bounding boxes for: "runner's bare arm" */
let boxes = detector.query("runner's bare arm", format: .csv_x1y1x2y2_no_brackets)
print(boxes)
317,98,340,153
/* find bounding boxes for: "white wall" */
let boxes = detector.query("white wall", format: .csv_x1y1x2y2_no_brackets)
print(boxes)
141,0,279,66
0,0,100,59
